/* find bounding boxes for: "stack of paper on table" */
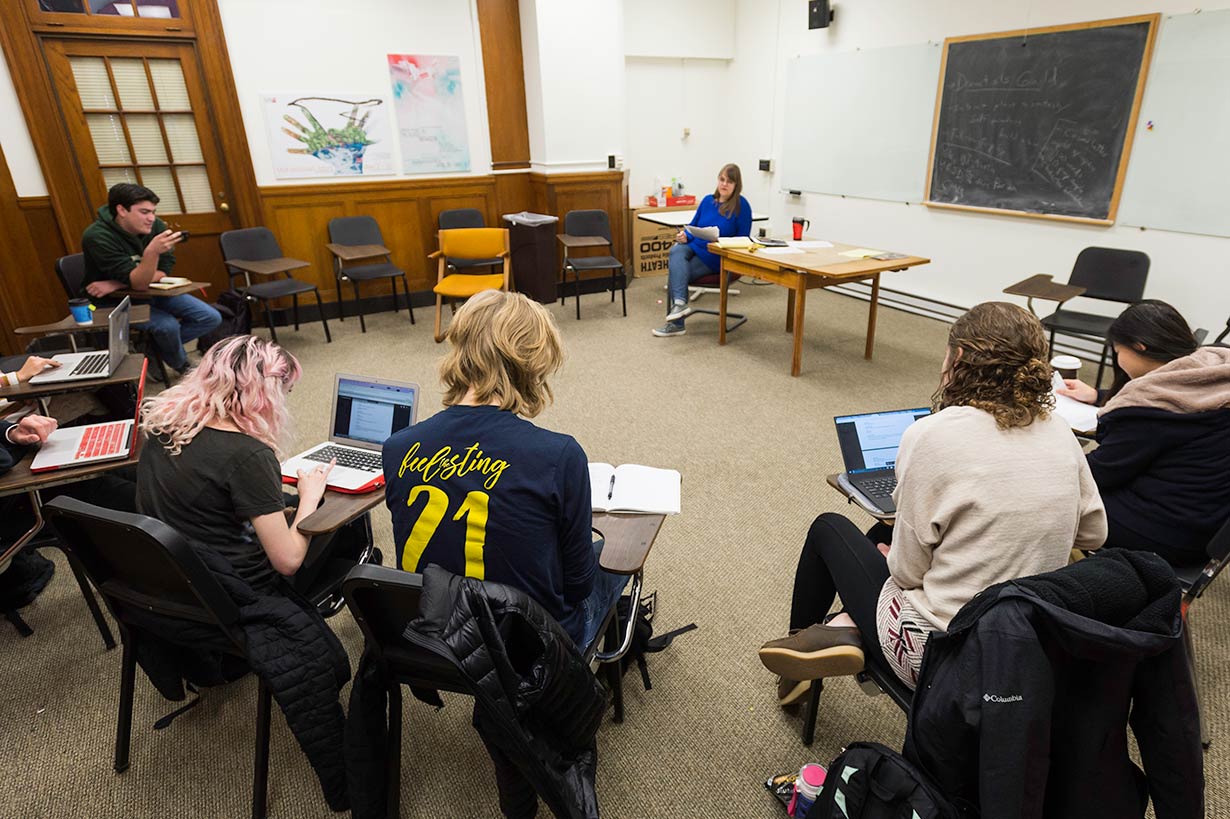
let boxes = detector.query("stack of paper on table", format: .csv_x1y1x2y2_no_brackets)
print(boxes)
715,236,756,249
150,277,192,289
589,463,681,514
838,248,884,259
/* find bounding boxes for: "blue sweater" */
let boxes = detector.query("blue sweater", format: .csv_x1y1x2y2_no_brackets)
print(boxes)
686,194,752,272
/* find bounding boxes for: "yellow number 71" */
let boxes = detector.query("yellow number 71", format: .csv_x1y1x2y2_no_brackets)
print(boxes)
400,485,490,579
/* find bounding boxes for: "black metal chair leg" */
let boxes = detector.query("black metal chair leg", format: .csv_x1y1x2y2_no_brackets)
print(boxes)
292,293,300,332
114,628,137,773
387,683,403,819
353,281,367,333
620,276,627,317
1048,328,1056,358
252,679,272,819
1095,340,1109,389
603,615,624,723
559,267,567,307
336,278,346,323
574,271,582,321
401,275,415,324
65,552,116,649
263,299,278,344
802,678,823,746
313,289,332,343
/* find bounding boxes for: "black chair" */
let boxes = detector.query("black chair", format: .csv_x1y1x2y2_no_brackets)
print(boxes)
326,216,414,333
343,563,632,818
800,647,913,746
42,496,275,819
561,210,627,320
54,253,170,383
220,227,332,345
1175,516,1230,749
685,271,748,332
438,208,502,275
1039,247,1150,388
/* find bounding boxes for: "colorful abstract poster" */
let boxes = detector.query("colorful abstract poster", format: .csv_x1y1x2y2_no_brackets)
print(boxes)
388,54,471,174
261,93,395,179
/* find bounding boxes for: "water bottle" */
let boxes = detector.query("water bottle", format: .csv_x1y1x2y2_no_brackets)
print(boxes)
787,763,826,817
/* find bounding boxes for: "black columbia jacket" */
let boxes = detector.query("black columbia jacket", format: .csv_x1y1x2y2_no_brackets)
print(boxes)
904,549,1203,819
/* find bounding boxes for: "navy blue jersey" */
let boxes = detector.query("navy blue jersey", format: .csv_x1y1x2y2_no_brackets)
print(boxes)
383,404,595,639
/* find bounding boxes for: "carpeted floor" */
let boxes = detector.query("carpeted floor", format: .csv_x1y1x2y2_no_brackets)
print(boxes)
1,277,1221,817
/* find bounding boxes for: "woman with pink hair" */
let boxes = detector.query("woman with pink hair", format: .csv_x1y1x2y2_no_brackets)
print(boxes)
135,334,333,588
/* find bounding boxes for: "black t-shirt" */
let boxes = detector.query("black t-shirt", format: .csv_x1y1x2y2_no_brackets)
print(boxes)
383,405,596,643
136,427,286,587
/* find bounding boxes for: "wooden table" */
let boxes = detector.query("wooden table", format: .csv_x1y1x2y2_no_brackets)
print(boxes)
115,280,210,298
710,241,931,376
298,485,387,537
0,353,145,410
557,234,611,250
326,243,391,262
15,305,152,353
1002,274,1086,315
225,257,310,288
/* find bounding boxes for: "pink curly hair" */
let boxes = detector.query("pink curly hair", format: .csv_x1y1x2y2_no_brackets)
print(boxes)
140,335,301,455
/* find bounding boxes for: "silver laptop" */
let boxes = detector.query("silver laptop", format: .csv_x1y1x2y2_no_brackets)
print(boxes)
29,297,130,384
834,407,931,514
281,374,419,493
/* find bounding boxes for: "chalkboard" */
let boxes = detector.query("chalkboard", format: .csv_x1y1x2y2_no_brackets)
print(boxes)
925,16,1158,223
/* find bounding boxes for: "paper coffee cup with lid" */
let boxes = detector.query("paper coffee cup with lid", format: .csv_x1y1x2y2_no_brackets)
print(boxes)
1051,354,1082,380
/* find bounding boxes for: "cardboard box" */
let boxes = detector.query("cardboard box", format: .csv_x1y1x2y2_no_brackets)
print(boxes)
628,205,695,278
646,194,696,208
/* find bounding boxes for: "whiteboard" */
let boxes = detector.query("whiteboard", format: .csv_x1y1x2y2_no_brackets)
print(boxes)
1118,10,1230,237
780,44,941,203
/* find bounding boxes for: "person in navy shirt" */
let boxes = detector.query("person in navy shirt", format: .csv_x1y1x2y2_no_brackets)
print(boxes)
384,290,626,649
653,162,753,337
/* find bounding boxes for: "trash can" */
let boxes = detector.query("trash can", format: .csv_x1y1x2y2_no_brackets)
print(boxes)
503,212,559,304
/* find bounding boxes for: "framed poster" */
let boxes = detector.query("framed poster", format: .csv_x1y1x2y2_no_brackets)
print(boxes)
388,55,471,173
261,93,395,179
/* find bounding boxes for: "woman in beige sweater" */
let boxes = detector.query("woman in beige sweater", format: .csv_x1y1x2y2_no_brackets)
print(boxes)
760,302,1106,702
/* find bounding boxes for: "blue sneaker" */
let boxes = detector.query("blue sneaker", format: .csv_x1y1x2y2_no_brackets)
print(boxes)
652,321,686,337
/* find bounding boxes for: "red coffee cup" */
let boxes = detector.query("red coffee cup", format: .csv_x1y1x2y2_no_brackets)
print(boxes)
792,217,810,241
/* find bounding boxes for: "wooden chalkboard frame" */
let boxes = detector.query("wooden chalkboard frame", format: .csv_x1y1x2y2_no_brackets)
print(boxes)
924,14,1160,225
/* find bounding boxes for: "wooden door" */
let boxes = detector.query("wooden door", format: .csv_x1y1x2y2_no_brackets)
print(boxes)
42,38,237,288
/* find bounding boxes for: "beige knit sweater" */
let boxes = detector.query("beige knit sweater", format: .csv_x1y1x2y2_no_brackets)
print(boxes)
887,405,1107,630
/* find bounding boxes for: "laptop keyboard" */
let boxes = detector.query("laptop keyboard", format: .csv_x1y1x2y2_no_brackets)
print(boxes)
71,352,109,376
74,423,127,459
305,445,382,472
856,476,898,499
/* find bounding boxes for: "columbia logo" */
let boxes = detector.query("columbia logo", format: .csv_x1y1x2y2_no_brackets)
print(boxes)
983,693,1023,703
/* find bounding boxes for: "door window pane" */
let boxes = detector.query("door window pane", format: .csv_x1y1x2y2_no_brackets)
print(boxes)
69,57,116,109
110,59,155,110
102,167,137,188
89,0,129,14
147,60,189,110
136,0,178,17
126,114,167,163
177,166,214,213
138,166,182,213
39,0,85,11
86,114,131,163
163,114,203,162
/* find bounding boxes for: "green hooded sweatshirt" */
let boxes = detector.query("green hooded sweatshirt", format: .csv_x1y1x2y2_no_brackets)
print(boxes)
80,204,176,293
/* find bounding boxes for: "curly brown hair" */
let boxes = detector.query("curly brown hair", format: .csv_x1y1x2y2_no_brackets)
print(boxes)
932,302,1055,429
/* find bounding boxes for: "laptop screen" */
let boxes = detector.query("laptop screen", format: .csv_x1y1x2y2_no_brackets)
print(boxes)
109,296,131,372
330,375,419,448
834,407,931,474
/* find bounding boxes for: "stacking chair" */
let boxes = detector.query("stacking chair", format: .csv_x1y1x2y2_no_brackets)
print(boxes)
1039,247,1150,387
427,227,510,343
798,644,913,746
438,208,502,276
342,563,631,818
1175,516,1230,749
560,210,627,320
220,227,332,344
42,496,276,819
685,271,748,332
326,216,414,333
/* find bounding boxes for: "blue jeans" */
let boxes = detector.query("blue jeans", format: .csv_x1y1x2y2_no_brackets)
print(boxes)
579,537,631,652
139,294,222,370
667,243,716,317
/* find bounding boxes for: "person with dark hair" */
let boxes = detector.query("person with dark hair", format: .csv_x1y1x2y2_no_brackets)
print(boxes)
1057,299,1230,565
81,183,221,374
758,303,1106,704
653,163,752,337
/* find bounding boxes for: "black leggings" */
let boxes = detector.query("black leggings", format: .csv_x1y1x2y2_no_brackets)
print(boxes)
789,513,891,654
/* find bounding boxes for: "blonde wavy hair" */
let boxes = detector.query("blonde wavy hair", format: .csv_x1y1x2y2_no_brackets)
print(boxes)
140,335,301,455
932,302,1054,429
439,290,563,418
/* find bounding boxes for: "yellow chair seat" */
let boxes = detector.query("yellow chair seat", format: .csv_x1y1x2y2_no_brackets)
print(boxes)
433,273,506,298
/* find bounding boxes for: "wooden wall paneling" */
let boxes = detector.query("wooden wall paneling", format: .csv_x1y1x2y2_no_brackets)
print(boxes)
19,196,69,284
264,196,351,302
358,194,429,295
493,171,533,221
0,151,62,355
476,0,531,170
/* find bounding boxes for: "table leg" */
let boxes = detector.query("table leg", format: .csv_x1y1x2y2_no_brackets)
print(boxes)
786,289,795,333
718,261,729,346
865,273,881,360
791,276,806,377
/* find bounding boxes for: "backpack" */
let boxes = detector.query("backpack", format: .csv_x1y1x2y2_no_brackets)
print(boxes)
196,289,252,353
614,591,696,690
809,742,967,819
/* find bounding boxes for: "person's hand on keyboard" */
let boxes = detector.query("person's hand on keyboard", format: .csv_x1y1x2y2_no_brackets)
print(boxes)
16,356,61,383
296,457,335,508
7,414,58,446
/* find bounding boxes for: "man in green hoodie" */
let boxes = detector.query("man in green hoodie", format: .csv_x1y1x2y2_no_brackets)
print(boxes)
81,183,221,373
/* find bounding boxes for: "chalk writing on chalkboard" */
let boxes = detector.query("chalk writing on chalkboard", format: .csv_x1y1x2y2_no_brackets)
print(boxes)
926,17,1157,222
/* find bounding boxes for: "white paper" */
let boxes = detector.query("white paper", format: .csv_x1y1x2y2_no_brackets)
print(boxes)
789,240,834,249
1053,392,1099,433
761,247,806,256
589,463,681,515
684,225,720,241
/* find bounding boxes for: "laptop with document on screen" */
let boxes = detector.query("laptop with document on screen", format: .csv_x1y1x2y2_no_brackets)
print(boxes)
834,407,931,514
281,373,419,493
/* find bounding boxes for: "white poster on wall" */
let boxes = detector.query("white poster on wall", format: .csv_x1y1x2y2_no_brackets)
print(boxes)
260,93,395,179
387,54,471,174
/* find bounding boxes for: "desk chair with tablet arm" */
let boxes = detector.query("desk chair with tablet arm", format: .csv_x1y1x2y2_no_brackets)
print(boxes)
560,209,627,320
220,227,332,345
326,216,414,333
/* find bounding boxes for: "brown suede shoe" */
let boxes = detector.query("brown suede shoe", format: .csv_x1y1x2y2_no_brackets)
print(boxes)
758,623,866,680
776,676,812,707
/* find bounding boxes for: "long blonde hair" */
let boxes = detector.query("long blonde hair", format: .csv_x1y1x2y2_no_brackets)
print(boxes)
140,335,301,455
438,290,563,418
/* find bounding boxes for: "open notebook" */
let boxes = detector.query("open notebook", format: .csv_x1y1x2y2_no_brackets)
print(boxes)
589,463,681,515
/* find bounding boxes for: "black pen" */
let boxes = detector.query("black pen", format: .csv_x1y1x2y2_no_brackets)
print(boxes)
607,475,616,501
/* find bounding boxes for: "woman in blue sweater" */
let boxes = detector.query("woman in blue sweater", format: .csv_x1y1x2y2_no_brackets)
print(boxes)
653,163,752,337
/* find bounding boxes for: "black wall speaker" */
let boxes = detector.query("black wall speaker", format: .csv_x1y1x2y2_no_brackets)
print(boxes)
808,0,833,29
